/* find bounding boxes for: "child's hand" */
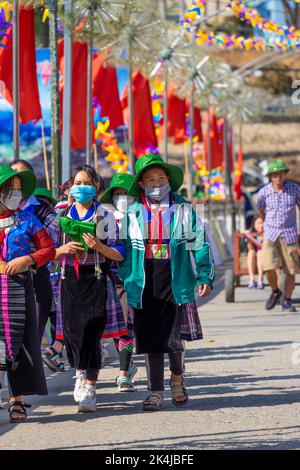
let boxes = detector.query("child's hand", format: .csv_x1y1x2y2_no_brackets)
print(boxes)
198,284,212,297
5,256,32,275
82,233,101,251
60,242,84,255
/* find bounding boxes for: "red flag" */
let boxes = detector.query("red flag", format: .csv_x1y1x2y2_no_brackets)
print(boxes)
92,53,123,129
122,70,157,157
194,107,203,142
233,146,243,200
59,40,96,150
0,8,42,123
228,125,234,172
186,101,203,142
59,44,124,150
204,109,223,169
218,118,234,172
160,88,186,144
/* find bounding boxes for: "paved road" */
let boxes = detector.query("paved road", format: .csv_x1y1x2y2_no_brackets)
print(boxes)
1,267,300,450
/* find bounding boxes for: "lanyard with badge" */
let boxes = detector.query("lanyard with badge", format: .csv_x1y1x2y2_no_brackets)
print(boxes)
141,193,172,259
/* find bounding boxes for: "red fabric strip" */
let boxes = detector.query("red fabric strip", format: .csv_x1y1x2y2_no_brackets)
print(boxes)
0,211,14,219
0,7,42,123
31,228,56,268
141,194,163,254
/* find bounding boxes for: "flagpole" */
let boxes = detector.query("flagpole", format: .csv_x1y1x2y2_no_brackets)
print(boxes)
188,82,195,200
128,38,135,174
86,8,93,165
163,65,169,162
41,118,50,190
13,0,20,161
62,0,72,183
239,120,243,150
49,0,62,201
224,117,236,235
207,107,212,225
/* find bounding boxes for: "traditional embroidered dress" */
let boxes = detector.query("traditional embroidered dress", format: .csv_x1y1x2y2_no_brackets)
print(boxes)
0,210,55,396
51,201,126,371
19,194,57,341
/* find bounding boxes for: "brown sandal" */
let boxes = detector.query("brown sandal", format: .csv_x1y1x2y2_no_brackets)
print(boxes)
170,377,189,407
8,401,31,423
142,392,164,411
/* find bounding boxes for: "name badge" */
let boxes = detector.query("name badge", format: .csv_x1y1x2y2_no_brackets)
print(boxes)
152,244,169,259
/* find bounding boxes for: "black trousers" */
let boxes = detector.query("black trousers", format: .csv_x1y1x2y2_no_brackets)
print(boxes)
32,266,53,342
148,352,184,391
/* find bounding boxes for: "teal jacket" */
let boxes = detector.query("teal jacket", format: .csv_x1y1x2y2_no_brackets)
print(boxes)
118,193,215,309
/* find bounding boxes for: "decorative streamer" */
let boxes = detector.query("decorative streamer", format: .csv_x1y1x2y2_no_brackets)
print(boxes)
94,117,129,174
195,29,300,51
182,0,300,51
227,0,300,40
0,2,12,47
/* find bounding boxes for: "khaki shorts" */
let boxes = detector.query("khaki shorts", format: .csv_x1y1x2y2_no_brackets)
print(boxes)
262,236,299,275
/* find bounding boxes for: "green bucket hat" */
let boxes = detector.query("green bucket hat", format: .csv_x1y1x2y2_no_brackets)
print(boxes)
0,164,37,201
34,187,57,205
128,154,184,197
100,173,135,204
266,159,289,176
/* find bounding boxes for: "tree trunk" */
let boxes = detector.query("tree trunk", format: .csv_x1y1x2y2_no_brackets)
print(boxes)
47,0,61,200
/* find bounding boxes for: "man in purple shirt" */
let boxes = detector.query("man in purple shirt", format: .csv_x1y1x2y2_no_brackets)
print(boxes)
257,159,300,312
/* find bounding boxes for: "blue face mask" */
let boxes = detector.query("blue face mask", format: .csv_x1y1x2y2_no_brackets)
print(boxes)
70,185,96,204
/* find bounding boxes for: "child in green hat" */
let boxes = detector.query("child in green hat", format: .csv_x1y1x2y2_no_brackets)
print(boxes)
101,173,138,392
34,187,57,207
0,165,56,422
119,154,215,411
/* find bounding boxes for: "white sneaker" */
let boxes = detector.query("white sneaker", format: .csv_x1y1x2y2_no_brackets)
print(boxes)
78,385,97,413
73,370,86,403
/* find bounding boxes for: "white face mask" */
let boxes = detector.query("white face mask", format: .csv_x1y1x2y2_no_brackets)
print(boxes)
0,190,23,211
145,183,171,202
113,195,133,213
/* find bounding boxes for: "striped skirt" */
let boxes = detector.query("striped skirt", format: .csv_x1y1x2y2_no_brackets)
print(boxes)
0,274,26,370
0,272,47,396
180,301,203,341
55,271,127,341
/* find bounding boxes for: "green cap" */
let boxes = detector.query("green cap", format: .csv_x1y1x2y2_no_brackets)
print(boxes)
128,153,184,197
100,173,135,204
0,164,36,201
267,159,289,176
34,187,57,205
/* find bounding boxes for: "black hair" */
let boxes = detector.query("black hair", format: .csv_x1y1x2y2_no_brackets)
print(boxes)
0,176,23,198
250,215,263,232
9,159,34,172
97,175,106,196
70,165,104,195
